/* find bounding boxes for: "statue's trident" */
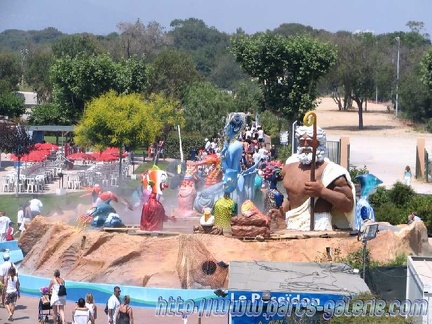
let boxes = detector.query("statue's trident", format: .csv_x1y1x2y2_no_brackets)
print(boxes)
303,111,318,231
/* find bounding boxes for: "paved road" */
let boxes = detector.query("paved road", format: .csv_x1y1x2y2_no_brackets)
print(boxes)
327,134,432,194
4,295,226,323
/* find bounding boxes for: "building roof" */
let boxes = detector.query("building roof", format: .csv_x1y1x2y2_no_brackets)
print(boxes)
28,125,75,132
16,91,37,106
229,261,370,296
408,256,432,292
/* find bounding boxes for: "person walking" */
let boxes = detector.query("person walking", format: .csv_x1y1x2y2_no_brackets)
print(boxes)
49,269,66,324
116,295,134,324
85,292,97,323
0,211,10,242
29,195,43,219
404,165,412,186
0,252,17,307
3,266,20,321
107,286,121,324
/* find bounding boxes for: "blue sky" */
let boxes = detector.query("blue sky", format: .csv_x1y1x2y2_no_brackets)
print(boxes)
1,0,431,36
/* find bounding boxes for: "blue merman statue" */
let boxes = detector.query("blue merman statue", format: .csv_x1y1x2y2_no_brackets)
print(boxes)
354,173,383,231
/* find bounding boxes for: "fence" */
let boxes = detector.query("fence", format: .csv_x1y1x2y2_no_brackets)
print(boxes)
327,140,341,164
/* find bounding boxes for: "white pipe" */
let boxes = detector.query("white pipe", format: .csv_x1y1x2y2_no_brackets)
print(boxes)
178,125,184,162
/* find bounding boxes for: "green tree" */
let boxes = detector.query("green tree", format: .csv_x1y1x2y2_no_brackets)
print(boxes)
0,52,21,92
116,19,171,60
182,82,237,136
169,18,230,77
231,79,263,115
421,47,432,90
332,32,377,129
148,49,202,100
74,91,183,181
209,52,247,90
230,32,336,124
0,92,25,118
52,34,104,58
50,54,149,123
257,110,282,139
28,103,69,125
25,48,53,102
0,123,34,196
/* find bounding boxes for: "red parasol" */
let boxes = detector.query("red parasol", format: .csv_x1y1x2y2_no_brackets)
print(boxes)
68,152,96,161
95,153,118,162
10,150,48,162
35,142,59,151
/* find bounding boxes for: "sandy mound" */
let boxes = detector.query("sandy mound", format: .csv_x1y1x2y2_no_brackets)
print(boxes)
18,217,431,288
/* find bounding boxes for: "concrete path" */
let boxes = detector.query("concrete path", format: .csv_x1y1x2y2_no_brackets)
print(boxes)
3,295,226,323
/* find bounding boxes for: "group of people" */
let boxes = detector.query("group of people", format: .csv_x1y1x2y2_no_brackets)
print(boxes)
199,132,275,173
147,140,165,161
47,269,133,324
0,196,44,242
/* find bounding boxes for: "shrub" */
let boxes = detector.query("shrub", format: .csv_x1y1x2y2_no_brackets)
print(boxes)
277,144,292,162
164,131,207,160
425,118,432,133
369,186,389,208
374,202,406,225
387,181,416,207
349,165,369,184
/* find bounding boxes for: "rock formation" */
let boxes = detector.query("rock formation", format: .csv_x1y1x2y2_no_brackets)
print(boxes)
18,216,432,288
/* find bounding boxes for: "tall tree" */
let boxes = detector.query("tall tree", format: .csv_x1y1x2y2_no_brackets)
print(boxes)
28,103,68,125
0,123,34,196
148,49,202,100
74,91,183,181
169,18,230,77
231,80,263,115
209,52,247,90
182,82,237,136
330,32,377,129
116,19,171,60
0,52,21,92
52,34,104,58
49,54,149,123
0,93,25,118
230,32,336,123
25,48,53,102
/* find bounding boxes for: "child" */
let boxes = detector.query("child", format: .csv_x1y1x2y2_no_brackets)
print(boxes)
6,222,14,241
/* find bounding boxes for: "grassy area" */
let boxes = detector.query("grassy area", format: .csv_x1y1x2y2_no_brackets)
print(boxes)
0,192,85,224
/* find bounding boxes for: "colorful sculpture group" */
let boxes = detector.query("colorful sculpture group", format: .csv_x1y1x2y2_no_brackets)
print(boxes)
78,110,380,238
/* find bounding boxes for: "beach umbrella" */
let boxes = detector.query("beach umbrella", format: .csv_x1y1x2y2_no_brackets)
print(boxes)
11,151,48,162
68,152,96,161
36,142,59,151
97,154,118,162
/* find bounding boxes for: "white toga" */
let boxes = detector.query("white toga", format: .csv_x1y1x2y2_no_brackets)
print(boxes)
285,160,356,231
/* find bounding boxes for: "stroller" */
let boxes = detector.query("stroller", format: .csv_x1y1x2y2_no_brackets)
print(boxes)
38,286,60,323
